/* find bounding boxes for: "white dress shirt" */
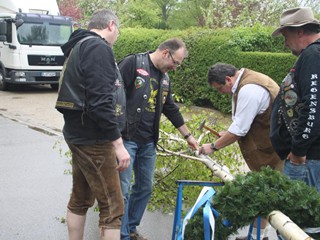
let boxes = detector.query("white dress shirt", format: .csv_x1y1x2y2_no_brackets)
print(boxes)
228,69,270,137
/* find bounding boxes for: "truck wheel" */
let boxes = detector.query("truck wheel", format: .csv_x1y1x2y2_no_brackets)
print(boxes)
0,70,9,91
50,83,59,91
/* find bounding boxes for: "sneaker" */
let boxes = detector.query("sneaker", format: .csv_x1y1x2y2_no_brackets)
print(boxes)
129,232,148,240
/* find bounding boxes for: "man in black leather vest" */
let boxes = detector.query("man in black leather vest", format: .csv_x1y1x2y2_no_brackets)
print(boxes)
56,9,130,240
118,38,198,240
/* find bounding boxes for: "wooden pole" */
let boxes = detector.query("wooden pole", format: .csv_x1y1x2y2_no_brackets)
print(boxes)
268,210,314,240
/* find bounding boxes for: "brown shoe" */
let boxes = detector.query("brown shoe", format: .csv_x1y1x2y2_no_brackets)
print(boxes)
130,232,148,240
235,237,268,240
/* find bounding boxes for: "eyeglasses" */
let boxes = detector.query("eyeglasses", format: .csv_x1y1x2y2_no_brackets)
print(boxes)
168,51,181,67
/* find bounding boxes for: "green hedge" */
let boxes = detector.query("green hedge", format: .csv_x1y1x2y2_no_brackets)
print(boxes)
234,51,296,84
204,51,296,112
114,27,296,114
115,28,183,60
228,24,289,53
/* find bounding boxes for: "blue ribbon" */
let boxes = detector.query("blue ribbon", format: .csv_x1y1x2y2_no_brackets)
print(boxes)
177,187,216,240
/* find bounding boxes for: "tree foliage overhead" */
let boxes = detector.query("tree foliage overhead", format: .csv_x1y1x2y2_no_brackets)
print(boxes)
153,0,179,28
168,0,212,29
173,0,320,29
58,0,83,22
117,0,160,28
202,0,317,28
57,0,320,29
202,0,293,28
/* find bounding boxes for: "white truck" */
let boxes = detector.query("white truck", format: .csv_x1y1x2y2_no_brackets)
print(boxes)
0,0,73,90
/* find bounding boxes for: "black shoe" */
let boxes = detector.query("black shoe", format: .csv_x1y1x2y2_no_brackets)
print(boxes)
235,237,268,240
129,232,148,240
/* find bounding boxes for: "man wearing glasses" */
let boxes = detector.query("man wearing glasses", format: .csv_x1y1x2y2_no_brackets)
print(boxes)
118,38,198,240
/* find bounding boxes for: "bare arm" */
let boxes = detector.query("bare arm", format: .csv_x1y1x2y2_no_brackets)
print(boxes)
200,131,240,155
177,124,199,150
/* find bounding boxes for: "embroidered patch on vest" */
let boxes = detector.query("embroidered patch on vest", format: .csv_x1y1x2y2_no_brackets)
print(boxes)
115,79,122,87
284,90,298,106
279,68,303,135
135,76,145,89
137,68,149,76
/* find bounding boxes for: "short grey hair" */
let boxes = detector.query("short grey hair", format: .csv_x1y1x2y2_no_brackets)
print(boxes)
88,9,119,31
207,63,238,85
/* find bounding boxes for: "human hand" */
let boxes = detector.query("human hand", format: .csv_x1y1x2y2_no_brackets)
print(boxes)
186,135,199,150
218,131,226,137
112,138,130,172
199,143,214,155
287,152,306,165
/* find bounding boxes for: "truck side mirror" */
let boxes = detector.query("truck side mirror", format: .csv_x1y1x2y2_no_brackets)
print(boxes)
0,21,7,35
0,21,7,42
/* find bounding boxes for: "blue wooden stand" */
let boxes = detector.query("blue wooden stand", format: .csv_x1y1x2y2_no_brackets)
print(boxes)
247,216,262,240
171,180,224,240
171,180,263,240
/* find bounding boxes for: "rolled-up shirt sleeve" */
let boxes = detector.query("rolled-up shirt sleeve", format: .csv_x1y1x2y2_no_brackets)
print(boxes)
228,84,270,137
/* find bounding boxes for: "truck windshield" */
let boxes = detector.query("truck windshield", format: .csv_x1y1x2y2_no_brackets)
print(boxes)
17,21,72,46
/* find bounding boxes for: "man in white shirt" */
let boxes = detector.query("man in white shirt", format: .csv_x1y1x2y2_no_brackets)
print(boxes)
200,63,284,240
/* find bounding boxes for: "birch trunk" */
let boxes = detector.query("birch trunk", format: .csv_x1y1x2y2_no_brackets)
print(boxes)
267,210,314,240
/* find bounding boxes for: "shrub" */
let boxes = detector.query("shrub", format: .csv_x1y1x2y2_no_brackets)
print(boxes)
114,26,296,114
234,51,296,84
228,24,288,53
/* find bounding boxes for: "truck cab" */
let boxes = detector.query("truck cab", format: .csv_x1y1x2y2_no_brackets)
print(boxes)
0,0,73,91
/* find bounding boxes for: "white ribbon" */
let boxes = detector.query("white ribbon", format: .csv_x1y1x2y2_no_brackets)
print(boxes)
178,187,216,240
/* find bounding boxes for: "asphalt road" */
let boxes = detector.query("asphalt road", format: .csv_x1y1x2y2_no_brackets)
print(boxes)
0,85,174,240
0,85,278,240
0,115,176,239
0,116,96,239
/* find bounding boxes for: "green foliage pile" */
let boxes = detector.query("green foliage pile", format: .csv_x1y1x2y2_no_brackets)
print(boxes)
185,167,320,239
150,108,243,212
114,26,296,114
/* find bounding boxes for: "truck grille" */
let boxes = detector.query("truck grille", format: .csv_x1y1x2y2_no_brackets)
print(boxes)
28,55,65,66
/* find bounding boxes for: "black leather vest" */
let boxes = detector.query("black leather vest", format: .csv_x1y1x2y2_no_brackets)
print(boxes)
56,36,126,131
123,52,170,140
279,68,303,135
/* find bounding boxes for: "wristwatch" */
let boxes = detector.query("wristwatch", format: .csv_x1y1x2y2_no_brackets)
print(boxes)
210,142,219,151
184,133,192,139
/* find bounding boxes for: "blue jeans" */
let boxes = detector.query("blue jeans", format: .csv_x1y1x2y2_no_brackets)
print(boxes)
120,140,156,240
283,159,320,192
